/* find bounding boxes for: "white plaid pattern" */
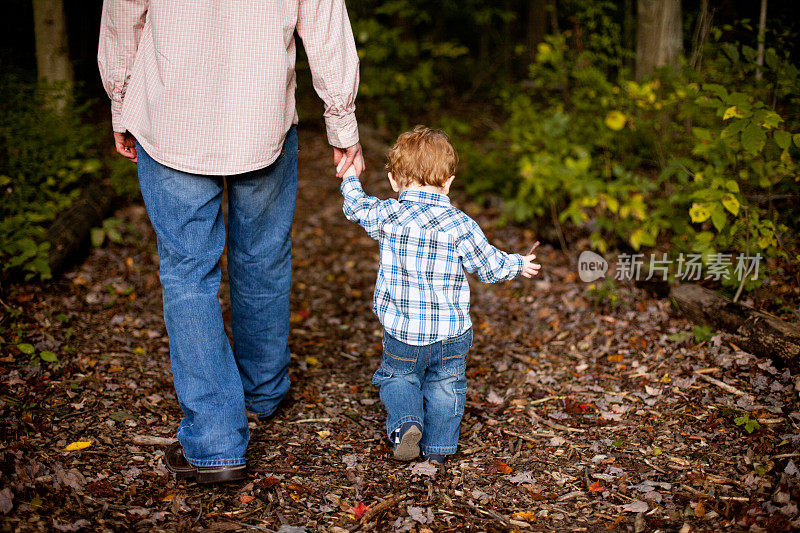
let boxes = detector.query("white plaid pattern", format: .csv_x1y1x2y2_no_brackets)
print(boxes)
98,0,360,175
341,176,524,346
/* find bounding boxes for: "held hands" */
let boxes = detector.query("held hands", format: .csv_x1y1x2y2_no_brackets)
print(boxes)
114,131,138,162
334,142,365,178
521,241,542,279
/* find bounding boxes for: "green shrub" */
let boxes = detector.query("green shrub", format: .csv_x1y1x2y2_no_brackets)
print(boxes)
0,75,103,283
459,35,798,290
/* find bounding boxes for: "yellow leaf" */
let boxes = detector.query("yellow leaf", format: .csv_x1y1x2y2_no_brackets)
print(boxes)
133,347,146,355
305,356,319,366
720,194,740,216
317,430,330,438
64,441,92,451
604,111,627,131
689,203,711,223
722,106,743,120
513,511,537,521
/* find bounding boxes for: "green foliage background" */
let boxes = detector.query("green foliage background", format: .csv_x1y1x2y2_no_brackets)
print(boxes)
0,76,103,283
336,0,800,294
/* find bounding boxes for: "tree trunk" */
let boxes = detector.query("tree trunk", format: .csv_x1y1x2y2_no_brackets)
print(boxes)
623,0,635,70
636,0,683,81
689,0,712,69
755,0,767,79
670,283,800,370
32,0,73,84
46,181,117,277
528,0,549,60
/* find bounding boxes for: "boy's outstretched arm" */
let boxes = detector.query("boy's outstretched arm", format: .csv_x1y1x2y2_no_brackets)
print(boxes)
339,165,386,240
458,221,541,282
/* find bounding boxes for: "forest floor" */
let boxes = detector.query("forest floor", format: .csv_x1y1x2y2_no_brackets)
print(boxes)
2,130,800,532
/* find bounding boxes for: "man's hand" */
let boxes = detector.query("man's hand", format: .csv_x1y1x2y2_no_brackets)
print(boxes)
114,131,138,163
333,142,365,177
521,241,542,279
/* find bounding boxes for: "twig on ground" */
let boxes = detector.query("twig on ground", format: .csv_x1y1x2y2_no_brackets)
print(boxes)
693,372,746,396
131,435,176,446
358,494,406,528
529,409,586,433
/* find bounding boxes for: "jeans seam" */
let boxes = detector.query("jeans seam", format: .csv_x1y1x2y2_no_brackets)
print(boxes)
183,455,247,467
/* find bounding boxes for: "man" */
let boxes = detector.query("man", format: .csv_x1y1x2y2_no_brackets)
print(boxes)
98,0,364,483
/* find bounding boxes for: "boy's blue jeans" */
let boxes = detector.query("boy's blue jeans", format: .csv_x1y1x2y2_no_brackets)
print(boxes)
372,328,472,455
136,126,297,467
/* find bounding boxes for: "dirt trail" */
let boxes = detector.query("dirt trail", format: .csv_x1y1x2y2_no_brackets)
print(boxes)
1,129,799,532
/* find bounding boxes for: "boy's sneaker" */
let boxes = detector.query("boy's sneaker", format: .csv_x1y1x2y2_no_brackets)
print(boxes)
392,422,422,461
423,453,446,465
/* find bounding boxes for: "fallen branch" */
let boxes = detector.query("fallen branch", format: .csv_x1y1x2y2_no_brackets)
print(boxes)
693,372,746,397
529,409,586,433
671,283,800,370
46,180,118,277
358,494,406,527
131,435,177,446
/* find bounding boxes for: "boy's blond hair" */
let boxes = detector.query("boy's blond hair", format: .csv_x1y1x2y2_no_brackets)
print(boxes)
386,125,459,188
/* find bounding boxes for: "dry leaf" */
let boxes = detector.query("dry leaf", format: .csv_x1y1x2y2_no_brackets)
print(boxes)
63,441,92,452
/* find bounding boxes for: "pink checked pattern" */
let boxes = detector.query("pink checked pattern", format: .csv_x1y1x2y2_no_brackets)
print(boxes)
98,0,360,175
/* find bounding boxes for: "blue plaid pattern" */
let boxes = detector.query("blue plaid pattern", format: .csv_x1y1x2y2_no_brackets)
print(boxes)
341,175,524,346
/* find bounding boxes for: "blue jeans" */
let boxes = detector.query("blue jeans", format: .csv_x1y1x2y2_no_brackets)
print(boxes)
372,328,472,455
136,126,297,467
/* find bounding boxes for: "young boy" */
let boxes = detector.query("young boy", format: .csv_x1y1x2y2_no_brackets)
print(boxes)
338,126,540,464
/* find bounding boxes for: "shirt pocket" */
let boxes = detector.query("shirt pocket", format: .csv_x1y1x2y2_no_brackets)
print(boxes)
381,333,419,375
442,328,472,378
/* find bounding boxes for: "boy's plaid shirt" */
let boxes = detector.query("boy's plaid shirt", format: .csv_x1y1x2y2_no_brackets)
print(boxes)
341,175,524,346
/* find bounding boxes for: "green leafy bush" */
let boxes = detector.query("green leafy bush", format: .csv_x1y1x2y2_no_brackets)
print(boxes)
0,75,103,283
460,35,799,290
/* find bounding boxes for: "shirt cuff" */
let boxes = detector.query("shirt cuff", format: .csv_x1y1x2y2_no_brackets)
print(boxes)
325,112,359,149
111,98,126,133
340,174,362,194
512,253,525,278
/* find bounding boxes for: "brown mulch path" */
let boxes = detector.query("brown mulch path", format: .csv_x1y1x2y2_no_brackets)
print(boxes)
2,129,800,532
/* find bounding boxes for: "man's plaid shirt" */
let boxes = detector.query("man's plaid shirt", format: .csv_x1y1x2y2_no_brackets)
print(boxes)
341,175,524,346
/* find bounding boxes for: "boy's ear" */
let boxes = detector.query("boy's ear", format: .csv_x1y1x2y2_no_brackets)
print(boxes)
443,175,456,193
388,172,400,192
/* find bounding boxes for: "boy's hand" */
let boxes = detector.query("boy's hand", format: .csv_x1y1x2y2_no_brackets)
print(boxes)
334,143,365,177
336,157,357,178
521,241,541,279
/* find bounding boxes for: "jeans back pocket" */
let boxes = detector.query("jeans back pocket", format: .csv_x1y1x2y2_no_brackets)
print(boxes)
442,328,472,378
381,332,419,375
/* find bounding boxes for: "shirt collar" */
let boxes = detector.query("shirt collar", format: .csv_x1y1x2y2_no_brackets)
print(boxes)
398,189,452,207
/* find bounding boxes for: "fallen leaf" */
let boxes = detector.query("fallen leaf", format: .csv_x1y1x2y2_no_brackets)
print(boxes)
259,476,281,489
0,488,13,514
407,506,434,524
63,441,92,452
305,356,319,366
694,499,706,517
53,519,91,532
410,462,437,477
621,500,648,513
317,430,331,438
509,471,533,484
353,502,369,519
16,343,35,355
513,511,537,522
589,481,604,492
240,494,255,504
488,460,512,475
487,390,504,405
